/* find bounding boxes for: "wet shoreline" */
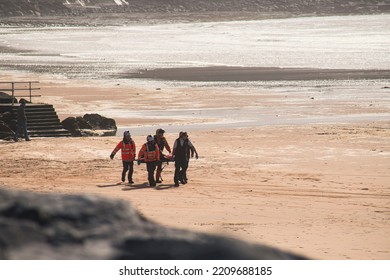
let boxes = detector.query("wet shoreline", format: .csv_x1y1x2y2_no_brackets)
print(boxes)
125,66,390,82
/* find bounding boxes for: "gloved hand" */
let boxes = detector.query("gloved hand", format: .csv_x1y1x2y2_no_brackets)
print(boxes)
137,160,141,165
110,153,115,160
195,154,199,160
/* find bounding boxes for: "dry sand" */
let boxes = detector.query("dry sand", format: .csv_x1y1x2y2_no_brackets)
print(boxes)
1,70,390,260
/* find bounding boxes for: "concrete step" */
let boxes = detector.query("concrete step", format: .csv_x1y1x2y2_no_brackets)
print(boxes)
25,108,56,114
29,129,71,138
27,120,61,125
4,102,72,138
13,104,71,138
25,114,59,120
12,108,55,114
11,104,54,110
28,124,64,130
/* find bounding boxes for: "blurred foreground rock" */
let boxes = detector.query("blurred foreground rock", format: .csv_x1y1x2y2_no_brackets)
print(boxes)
0,188,306,260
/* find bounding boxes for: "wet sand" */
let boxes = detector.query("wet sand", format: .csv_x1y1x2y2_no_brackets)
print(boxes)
126,66,390,81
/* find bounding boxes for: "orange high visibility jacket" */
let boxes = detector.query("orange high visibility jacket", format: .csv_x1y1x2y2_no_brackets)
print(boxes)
112,140,136,161
138,143,160,162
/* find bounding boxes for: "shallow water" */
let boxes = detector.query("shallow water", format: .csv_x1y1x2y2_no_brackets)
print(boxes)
1,15,389,134
1,14,390,82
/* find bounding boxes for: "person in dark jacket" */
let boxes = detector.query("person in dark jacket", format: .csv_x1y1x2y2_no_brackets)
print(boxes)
14,99,30,142
172,131,198,187
154,128,171,183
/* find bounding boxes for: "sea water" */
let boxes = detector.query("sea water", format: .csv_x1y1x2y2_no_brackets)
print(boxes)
1,14,389,80
1,15,389,133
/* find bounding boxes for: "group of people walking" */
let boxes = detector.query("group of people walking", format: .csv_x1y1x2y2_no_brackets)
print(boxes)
12,99,198,188
110,128,198,187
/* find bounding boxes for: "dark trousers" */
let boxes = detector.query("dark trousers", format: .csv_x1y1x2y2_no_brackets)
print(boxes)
156,161,163,181
14,120,30,141
146,161,157,187
122,161,134,182
174,158,189,184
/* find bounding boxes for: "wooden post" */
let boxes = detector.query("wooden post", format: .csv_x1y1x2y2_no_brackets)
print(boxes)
11,82,15,106
29,81,32,103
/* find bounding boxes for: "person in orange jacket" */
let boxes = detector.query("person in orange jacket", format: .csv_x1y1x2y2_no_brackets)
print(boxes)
154,128,172,183
138,135,160,187
110,130,136,184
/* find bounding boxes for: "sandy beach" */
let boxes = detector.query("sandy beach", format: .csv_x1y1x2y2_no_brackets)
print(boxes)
1,72,390,260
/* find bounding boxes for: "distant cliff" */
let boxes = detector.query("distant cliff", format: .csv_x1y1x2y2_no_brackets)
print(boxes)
1,0,389,17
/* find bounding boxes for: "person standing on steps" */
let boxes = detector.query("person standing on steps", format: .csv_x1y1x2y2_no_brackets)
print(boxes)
14,99,30,142
154,128,171,183
138,135,160,187
110,130,136,184
172,131,199,187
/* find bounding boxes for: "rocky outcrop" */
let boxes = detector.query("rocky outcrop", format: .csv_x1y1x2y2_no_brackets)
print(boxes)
0,120,14,139
0,187,306,260
61,114,117,137
61,117,82,137
0,92,17,104
0,112,15,128
83,113,117,130
0,112,16,139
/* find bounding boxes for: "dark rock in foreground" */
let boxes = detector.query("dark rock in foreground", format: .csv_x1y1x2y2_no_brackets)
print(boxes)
0,188,306,260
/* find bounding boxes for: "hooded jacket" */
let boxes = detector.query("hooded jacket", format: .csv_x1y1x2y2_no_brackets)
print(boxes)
112,139,136,161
